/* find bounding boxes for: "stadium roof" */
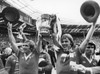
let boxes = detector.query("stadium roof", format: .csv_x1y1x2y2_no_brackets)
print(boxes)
4,0,100,25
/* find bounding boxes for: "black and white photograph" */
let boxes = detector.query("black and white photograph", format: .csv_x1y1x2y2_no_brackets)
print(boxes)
0,0,100,74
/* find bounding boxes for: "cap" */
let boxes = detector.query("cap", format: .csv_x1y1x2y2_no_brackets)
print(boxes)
88,41,96,50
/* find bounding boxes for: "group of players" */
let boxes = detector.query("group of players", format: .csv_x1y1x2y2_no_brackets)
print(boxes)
0,13,100,74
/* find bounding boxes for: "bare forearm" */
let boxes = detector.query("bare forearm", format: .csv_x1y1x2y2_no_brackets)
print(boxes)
8,28,19,54
90,66,100,74
82,66,100,74
8,28,16,43
52,34,62,49
36,39,42,53
80,24,96,52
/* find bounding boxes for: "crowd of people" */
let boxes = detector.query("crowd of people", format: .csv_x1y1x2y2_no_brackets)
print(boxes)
0,13,100,74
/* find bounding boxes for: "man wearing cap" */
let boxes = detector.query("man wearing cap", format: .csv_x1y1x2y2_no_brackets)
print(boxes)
77,42,100,74
78,42,98,74
7,22,42,74
52,21,96,74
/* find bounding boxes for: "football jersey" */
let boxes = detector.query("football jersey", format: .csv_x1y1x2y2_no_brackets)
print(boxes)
79,54,98,74
18,51,39,74
55,48,81,74
79,54,98,67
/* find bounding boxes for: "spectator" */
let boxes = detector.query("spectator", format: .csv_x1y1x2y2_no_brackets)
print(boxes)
1,47,12,66
5,52,19,74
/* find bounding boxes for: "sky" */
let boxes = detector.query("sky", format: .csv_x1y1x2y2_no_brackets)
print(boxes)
6,0,100,25
26,0,100,25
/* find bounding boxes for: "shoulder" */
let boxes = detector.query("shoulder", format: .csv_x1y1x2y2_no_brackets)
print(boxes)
6,55,17,63
74,46,81,52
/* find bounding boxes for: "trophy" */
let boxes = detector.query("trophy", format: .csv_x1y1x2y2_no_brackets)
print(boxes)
36,14,62,39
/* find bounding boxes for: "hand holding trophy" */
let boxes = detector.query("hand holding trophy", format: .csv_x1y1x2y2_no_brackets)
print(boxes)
36,14,62,40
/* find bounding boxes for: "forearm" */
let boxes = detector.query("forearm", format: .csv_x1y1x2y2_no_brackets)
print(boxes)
80,24,96,52
36,36,42,53
8,28,16,43
86,66,100,74
52,34,62,49
78,66,100,74
8,28,19,54
85,24,95,41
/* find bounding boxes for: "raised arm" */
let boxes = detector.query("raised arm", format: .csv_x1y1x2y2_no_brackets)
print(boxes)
52,33,62,49
19,23,28,42
35,34,43,53
79,22,96,53
77,65,100,74
7,22,19,54
52,17,62,49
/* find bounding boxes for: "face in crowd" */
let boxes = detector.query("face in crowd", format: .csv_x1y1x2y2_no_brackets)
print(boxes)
19,40,35,53
61,34,74,52
85,42,96,55
21,44,30,53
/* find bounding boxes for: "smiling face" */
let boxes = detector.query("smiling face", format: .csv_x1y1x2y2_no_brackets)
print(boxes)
19,44,30,53
22,44,30,53
85,44,95,55
61,34,74,52
61,37,71,51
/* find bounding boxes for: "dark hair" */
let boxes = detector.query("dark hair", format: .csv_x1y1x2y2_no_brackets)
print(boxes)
26,40,35,52
29,44,35,52
88,42,96,50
